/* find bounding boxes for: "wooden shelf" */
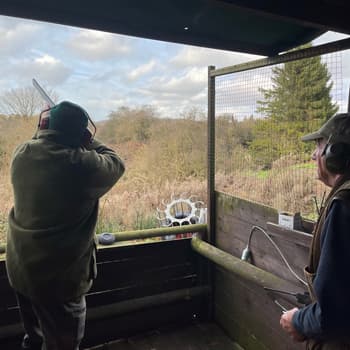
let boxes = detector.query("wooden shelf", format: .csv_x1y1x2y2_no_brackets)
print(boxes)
266,222,312,248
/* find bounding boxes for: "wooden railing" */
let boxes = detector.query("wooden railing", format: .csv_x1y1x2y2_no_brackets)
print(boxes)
0,224,207,255
0,224,209,349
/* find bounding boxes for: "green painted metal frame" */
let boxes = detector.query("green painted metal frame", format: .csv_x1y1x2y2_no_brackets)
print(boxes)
0,224,207,254
205,36,350,240
191,236,290,290
211,36,350,77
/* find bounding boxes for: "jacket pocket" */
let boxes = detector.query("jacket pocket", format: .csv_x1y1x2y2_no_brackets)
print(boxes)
304,266,317,302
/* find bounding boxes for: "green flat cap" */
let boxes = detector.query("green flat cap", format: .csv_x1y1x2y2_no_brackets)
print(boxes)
302,113,350,144
49,101,89,146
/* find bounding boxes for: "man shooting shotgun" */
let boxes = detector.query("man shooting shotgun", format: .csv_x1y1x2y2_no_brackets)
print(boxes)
6,82,125,350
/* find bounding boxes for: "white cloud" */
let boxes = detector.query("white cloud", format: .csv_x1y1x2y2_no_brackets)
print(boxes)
131,67,210,118
0,21,41,55
190,91,207,103
12,54,72,85
1,15,350,121
171,46,260,69
84,96,129,116
144,67,207,97
146,95,205,119
313,31,349,46
339,50,350,79
36,55,59,65
127,60,156,81
67,29,132,61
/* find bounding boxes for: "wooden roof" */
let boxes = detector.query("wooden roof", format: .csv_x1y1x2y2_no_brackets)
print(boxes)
0,0,349,56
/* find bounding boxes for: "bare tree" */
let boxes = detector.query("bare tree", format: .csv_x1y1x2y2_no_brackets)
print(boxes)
0,86,58,118
180,106,206,121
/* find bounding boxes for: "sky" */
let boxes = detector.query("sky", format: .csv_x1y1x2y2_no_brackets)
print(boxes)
0,14,349,121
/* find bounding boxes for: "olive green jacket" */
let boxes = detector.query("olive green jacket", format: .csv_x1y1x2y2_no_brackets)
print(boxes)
6,130,125,302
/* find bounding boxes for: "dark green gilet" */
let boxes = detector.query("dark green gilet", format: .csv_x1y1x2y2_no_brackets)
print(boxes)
304,179,350,350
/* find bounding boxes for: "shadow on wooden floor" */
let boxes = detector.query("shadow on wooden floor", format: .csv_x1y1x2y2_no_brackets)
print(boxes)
87,322,243,350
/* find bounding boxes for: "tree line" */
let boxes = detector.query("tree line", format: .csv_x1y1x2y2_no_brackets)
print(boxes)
0,44,337,174
0,45,338,236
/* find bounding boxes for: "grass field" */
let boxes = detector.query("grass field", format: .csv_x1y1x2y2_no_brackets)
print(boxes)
0,114,327,244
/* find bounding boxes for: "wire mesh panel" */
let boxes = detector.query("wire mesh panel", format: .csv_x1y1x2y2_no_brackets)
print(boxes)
214,50,345,219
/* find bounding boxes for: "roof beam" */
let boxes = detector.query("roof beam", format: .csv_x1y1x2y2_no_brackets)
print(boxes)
217,0,350,35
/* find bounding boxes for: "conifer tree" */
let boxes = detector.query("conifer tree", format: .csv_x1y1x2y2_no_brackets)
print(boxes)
250,44,339,168
257,44,338,123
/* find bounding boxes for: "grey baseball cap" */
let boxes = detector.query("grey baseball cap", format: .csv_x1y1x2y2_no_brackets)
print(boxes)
301,113,350,144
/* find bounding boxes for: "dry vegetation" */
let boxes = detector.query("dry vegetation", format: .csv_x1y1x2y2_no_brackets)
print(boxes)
0,108,327,244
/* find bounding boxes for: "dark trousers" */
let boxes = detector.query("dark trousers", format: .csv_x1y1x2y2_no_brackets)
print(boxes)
16,292,86,350
306,339,350,349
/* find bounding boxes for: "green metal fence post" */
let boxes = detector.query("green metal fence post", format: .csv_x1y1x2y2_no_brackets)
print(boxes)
207,65,216,321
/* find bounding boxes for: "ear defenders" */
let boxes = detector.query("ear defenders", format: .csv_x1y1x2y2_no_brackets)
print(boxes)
323,142,350,174
38,108,51,130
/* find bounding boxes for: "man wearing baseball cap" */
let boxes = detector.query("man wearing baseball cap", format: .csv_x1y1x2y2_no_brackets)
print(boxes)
6,101,125,349
280,113,350,349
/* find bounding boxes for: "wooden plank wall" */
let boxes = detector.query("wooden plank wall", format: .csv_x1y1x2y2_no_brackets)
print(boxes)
0,238,209,349
214,191,312,350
